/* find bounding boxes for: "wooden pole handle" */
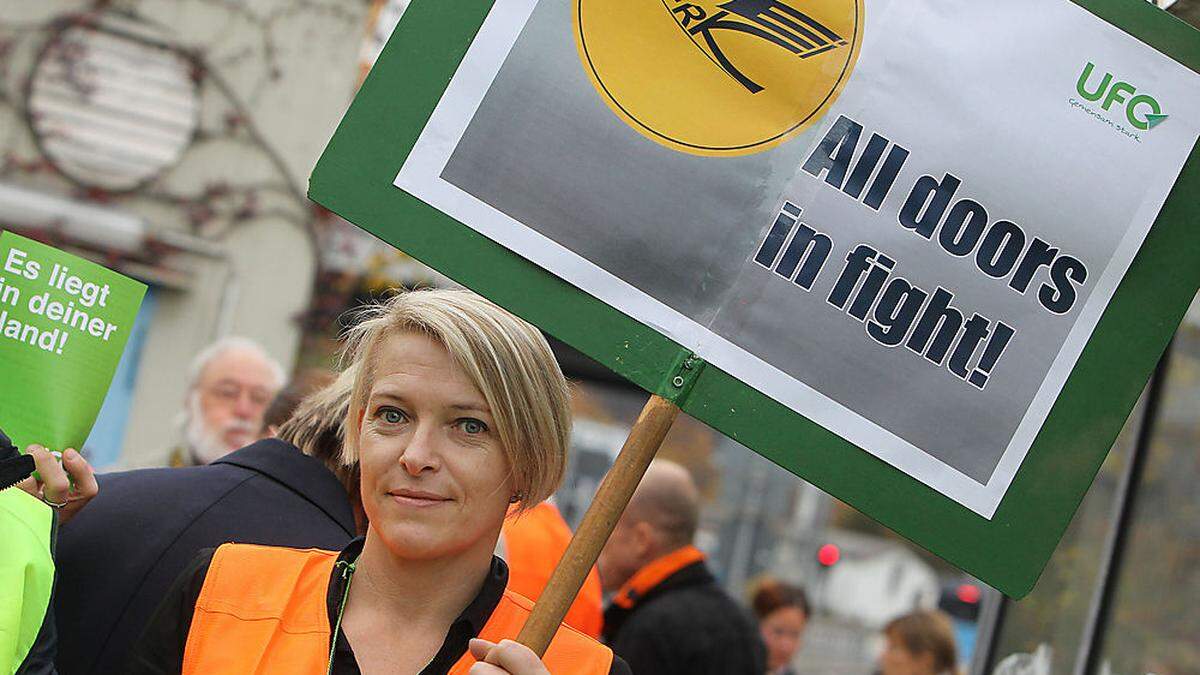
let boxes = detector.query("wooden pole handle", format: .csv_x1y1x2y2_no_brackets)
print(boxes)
516,394,680,656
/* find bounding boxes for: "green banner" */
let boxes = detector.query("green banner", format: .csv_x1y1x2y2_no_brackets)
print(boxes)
0,231,146,453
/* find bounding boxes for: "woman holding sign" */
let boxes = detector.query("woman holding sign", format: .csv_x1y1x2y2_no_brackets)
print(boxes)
130,289,627,675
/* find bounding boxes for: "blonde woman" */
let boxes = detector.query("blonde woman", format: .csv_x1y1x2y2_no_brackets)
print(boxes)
131,289,626,674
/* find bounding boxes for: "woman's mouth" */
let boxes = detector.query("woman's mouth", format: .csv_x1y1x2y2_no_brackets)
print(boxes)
387,489,450,508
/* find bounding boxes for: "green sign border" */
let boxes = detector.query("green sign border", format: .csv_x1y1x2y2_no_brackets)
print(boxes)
310,0,1200,597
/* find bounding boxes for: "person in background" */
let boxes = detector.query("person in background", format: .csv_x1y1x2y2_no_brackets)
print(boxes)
599,460,765,674
171,336,284,466
750,578,810,675
129,289,623,674
259,368,337,437
3,430,98,674
877,609,959,675
258,383,308,438
498,499,605,638
54,371,360,675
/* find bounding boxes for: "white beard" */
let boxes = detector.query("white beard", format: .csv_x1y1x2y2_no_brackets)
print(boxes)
183,395,252,465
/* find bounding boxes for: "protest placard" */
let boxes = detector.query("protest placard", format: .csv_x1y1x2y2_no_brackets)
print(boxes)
310,0,1200,598
0,231,146,454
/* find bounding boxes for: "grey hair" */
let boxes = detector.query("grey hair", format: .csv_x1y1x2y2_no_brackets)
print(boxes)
184,336,286,394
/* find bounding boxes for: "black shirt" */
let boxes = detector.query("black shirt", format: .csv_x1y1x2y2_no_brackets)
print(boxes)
129,537,629,674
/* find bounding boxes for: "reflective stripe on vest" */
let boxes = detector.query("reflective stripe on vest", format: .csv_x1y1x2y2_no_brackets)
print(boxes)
183,542,612,675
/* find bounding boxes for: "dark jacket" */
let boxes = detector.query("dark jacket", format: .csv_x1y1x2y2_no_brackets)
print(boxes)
52,439,357,675
603,558,766,675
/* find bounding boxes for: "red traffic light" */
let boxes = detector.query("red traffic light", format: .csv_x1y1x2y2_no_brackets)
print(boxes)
817,543,841,567
955,584,981,604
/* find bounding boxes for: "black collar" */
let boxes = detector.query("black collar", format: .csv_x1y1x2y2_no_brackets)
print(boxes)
213,438,356,537
326,538,510,674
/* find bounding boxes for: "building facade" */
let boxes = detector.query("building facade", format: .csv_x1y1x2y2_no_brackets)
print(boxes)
0,0,371,466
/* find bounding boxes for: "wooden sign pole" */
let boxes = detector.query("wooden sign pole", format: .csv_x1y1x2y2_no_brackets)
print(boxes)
516,394,680,656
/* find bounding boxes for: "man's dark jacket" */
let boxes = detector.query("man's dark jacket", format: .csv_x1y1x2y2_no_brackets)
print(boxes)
602,558,765,675
53,439,357,675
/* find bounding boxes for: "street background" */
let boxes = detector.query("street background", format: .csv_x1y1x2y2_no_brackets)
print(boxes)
0,1,1196,672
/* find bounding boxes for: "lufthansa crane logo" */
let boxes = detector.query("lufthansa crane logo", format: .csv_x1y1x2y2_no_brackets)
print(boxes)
575,0,863,156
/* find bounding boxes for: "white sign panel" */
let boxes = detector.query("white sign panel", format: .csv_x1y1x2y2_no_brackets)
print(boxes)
396,0,1200,517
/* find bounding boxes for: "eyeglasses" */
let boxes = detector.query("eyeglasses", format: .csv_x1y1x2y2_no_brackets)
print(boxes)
204,381,273,408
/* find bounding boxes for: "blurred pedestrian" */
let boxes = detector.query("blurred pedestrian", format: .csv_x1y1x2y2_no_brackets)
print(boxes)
128,289,623,674
259,382,308,437
54,370,359,675
170,336,284,466
877,609,958,675
259,368,338,437
499,499,605,637
750,578,810,675
599,460,765,674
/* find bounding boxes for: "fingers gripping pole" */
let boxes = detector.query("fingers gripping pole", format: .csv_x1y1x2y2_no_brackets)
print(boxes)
516,394,680,656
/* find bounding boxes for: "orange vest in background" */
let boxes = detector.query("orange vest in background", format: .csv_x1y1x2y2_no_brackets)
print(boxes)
181,543,612,675
501,502,605,638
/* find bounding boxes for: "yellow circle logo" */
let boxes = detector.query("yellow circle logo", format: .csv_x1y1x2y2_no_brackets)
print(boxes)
575,0,864,157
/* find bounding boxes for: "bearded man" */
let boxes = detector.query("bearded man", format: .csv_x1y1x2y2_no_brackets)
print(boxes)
171,337,284,466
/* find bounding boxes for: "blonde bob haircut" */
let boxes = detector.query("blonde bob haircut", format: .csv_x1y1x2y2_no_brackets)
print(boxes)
340,288,571,509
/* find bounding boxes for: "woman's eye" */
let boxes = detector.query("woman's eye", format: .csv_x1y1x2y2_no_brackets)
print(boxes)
459,419,488,435
380,408,406,424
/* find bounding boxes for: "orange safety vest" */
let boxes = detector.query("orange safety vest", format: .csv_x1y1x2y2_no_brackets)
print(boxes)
182,543,613,675
501,502,604,638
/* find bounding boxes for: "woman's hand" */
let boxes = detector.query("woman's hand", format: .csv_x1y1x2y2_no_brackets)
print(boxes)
468,639,551,675
18,444,98,525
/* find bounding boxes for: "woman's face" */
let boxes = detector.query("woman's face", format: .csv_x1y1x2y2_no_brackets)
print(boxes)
760,606,807,671
879,633,936,675
356,331,515,561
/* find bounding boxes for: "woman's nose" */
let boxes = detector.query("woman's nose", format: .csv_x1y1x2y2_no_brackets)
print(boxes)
398,423,441,475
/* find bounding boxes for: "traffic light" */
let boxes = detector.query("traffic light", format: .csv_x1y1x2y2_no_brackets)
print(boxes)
938,582,983,622
816,543,841,567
